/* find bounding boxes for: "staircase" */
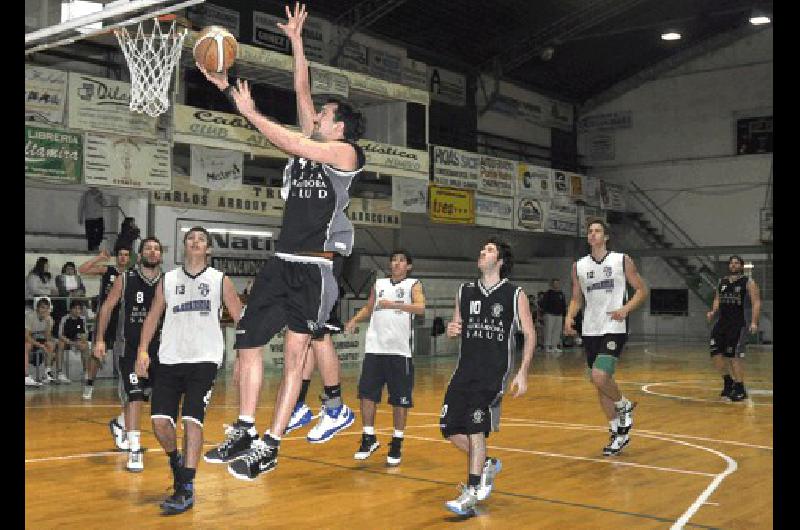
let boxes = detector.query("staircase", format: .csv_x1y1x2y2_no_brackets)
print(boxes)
623,182,719,305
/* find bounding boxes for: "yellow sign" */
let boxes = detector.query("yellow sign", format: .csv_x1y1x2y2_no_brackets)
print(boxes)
428,185,475,224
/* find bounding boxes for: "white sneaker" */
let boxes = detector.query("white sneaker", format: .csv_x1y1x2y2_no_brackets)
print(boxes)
43,371,55,384
307,404,355,443
82,387,93,400
109,419,129,451
603,433,630,456
57,372,71,384
445,484,479,516
127,449,144,472
25,375,42,387
476,457,502,500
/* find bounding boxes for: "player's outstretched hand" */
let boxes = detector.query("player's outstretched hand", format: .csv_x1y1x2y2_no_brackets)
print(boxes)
230,79,257,117
446,320,462,338
344,320,357,334
276,2,308,41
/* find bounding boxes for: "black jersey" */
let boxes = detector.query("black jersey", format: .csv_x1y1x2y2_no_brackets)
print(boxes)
276,141,365,257
100,265,120,303
117,267,163,358
717,276,750,327
453,278,522,388
58,314,87,341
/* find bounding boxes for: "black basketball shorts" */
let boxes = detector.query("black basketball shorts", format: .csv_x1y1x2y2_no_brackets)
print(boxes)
119,347,159,402
151,362,218,427
358,353,415,407
440,377,503,438
235,254,339,348
710,322,748,358
582,333,628,369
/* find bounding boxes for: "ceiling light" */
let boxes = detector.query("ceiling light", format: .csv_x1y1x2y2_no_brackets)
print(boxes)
661,32,681,41
749,15,771,25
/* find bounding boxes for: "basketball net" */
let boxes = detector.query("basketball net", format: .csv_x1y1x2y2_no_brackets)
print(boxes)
114,18,187,118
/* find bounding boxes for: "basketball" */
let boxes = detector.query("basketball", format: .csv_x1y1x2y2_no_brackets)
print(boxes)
193,26,237,73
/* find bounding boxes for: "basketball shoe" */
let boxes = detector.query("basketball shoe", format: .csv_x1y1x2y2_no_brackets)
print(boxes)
108,418,129,451
603,432,630,456
227,439,278,481
445,484,479,516
354,433,380,460
386,436,403,466
729,383,748,402
285,403,314,434
127,448,144,472
307,404,355,443
161,481,194,515
203,421,258,463
615,400,637,435
476,457,502,500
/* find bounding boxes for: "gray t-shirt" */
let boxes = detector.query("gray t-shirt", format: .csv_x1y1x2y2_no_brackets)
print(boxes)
25,311,52,337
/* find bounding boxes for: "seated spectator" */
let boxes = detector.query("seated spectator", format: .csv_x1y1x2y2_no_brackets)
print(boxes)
25,257,57,299
55,262,86,297
25,297,55,385
55,299,91,385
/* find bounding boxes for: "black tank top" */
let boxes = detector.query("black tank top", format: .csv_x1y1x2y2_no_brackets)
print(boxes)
454,278,521,386
718,276,750,327
276,140,365,256
99,266,119,304
117,267,163,357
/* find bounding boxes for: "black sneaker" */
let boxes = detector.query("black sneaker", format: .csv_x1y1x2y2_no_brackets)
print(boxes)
160,482,194,515
720,378,734,399
203,422,257,464
386,436,403,466
729,385,749,402
227,439,278,481
354,434,380,460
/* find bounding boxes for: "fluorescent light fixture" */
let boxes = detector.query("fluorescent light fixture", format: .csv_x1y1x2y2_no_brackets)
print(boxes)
61,0,103,33
661,32,681,41
749,15,770,25
180,227,274,238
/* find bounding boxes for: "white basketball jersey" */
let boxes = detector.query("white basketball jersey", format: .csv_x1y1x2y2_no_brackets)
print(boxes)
364,277,419,357
158,266,225,366
576,251,628,336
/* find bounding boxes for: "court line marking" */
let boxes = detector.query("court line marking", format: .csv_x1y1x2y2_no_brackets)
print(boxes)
641,381,772,406
25,419,739,528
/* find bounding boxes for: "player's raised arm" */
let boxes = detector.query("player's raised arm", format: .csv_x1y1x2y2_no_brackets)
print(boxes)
277,3,315,136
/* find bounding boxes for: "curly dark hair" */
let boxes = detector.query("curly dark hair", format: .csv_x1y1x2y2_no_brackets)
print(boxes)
485,237,513,278
326,98,365,141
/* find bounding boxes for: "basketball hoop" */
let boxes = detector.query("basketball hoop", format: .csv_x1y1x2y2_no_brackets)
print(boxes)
114,16,187,118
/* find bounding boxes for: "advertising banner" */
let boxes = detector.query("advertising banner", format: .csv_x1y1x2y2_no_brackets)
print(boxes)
83,133,170,190
360,141,428,179
431,145,479,190
391,176,428,213
478,155,517,197
513,196,548,232
429,185,474,224
546,198,579,236
25,65,67,124
190,145,244,191
428,66,466,106
67,73,158,138
516,162,553,199
476,193,514,230
24,125,82,183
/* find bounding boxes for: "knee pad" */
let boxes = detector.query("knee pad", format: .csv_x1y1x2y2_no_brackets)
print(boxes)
593,354,617,376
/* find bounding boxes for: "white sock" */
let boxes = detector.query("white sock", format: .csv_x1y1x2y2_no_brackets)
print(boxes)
128,431,141,452
117,413,126,430
238,415,255,425
609,419,619,432
393,430,404,439
363,426,375,436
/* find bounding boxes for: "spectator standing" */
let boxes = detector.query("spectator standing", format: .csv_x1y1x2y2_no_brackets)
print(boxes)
79,187,106,251
541,279,567,354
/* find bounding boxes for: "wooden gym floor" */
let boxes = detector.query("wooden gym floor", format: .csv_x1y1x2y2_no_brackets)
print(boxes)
25,343,772,529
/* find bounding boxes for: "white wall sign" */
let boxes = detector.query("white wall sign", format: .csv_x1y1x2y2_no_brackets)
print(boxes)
583,175,601,206
546,198,579,236
599,180,627,212
552,170,570,199
514,197,547,232
368,46,403,83
476,193,514,230
432,145,479,189
336,36,370,74
25,66,67,124
578,111,632,131
428,66,466,106
175,218,277,264
190,145,244,191
360,141,429,180
588,133,615,161
252,11,331,62
310,66,350,98
391,176,428,214
67,73,158,139
516,163,553,199
83,133,170,190
478,156,517,197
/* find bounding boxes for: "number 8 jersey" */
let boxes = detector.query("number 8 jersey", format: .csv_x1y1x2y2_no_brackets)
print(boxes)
117,267,163,359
